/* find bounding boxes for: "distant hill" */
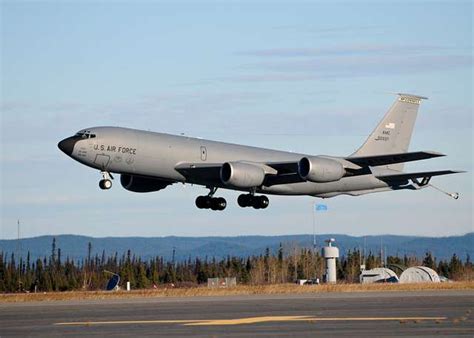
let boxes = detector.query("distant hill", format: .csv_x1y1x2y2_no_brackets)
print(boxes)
0,233,472,262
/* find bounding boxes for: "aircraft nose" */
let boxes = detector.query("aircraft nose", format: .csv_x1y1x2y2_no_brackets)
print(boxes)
58,136,78,156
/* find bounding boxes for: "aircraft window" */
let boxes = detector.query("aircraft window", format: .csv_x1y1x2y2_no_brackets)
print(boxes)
76,132,95,138
75,133,88,139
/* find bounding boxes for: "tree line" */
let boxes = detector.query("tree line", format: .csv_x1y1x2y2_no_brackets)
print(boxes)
0,238,472,293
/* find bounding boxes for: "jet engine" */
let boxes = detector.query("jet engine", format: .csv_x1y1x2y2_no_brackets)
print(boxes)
298,157,345,183
220,162,266,188
120,174,171,193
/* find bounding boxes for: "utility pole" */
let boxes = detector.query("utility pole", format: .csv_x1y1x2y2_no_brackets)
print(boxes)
312,204,316,252
294,246,297,281
314,204,328,252
16,220,20,259
364,236,367,267
17,220,22,291
380,237,384,267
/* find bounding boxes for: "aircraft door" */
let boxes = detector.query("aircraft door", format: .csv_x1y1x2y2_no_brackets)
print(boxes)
200,146,207,161
94,154,110,169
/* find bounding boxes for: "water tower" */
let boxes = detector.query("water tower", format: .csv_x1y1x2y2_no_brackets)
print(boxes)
322,238,339,284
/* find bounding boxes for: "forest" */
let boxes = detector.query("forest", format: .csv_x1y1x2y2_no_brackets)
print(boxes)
0,238,472,293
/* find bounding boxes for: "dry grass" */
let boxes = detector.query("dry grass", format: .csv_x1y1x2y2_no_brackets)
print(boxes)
1,281,473,303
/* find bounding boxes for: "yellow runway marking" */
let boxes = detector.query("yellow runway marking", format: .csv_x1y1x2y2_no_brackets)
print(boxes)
55,319,205,326
184,316,312,326
55,315,447,326
185,316,447,326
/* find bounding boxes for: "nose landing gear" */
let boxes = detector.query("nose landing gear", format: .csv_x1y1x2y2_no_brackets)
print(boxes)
195,187,227,211
99,171,113,190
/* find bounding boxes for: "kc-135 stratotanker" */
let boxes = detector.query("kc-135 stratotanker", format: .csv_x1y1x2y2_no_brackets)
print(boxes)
58,93,463,211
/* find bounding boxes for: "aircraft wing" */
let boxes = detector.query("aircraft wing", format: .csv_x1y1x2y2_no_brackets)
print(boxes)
175,163,224,186
263,161,303,186
346,151,445,168
175,161,304,187
265,161,299,174
376,170,463,182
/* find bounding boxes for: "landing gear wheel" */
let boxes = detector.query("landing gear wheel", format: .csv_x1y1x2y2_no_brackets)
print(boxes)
196,196,213,209
99,171,113,190
212,197,227,211
256,195,269,209
99,179,112,190
195,196,208,209
196,196,226,210
238,194,252,208
252,197,261,209
238,194,269,209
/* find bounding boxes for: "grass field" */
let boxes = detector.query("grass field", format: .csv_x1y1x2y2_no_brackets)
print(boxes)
1,281,473,303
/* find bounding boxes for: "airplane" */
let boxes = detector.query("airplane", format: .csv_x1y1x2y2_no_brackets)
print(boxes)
58,93,463,211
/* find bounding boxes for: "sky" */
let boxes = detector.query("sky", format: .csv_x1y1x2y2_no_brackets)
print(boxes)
1,1,472,239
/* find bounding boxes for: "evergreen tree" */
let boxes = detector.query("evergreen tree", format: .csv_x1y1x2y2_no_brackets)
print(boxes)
422,252,436,270
51,238,57,265
437,260,449,278
0,242,471,292
448,254,463,279
0,252,5,292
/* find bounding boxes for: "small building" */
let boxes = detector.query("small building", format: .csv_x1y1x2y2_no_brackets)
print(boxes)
399,266,441,283
360,267,399,284
322,238,339,284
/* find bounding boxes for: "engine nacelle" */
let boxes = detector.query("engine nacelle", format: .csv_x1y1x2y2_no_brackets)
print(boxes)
298,157,345,183
220,162,266,188
120,174,171,193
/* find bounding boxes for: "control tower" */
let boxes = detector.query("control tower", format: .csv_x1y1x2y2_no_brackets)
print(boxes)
322,238,339,284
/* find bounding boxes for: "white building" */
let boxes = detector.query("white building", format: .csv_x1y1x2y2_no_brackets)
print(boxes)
399,266,441,283
360,267,399,284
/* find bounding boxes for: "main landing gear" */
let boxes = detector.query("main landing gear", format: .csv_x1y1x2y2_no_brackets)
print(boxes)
237,193,269,209
99,171,113,190
196,188,270,211
195,187,227,211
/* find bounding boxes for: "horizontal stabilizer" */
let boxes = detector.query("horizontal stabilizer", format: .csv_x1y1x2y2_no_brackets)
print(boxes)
376,170,464,181
346,151,445,168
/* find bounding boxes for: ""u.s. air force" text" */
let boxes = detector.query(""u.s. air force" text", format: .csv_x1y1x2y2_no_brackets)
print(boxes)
94,144,137,155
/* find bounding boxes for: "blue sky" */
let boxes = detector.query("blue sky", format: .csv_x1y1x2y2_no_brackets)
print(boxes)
1,1,472,239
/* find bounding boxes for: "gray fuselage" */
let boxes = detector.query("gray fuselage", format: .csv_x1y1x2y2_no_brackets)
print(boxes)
60,126,390,197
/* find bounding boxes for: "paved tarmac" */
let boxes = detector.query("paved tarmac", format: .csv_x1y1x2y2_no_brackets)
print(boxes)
1,290,473,337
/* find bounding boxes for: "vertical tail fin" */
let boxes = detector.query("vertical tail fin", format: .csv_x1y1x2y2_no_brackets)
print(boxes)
350,93,428,171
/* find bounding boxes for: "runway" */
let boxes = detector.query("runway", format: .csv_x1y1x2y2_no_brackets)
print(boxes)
1,290,473,337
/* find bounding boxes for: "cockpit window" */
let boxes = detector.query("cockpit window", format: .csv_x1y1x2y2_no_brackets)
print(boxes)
75,131,96,139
